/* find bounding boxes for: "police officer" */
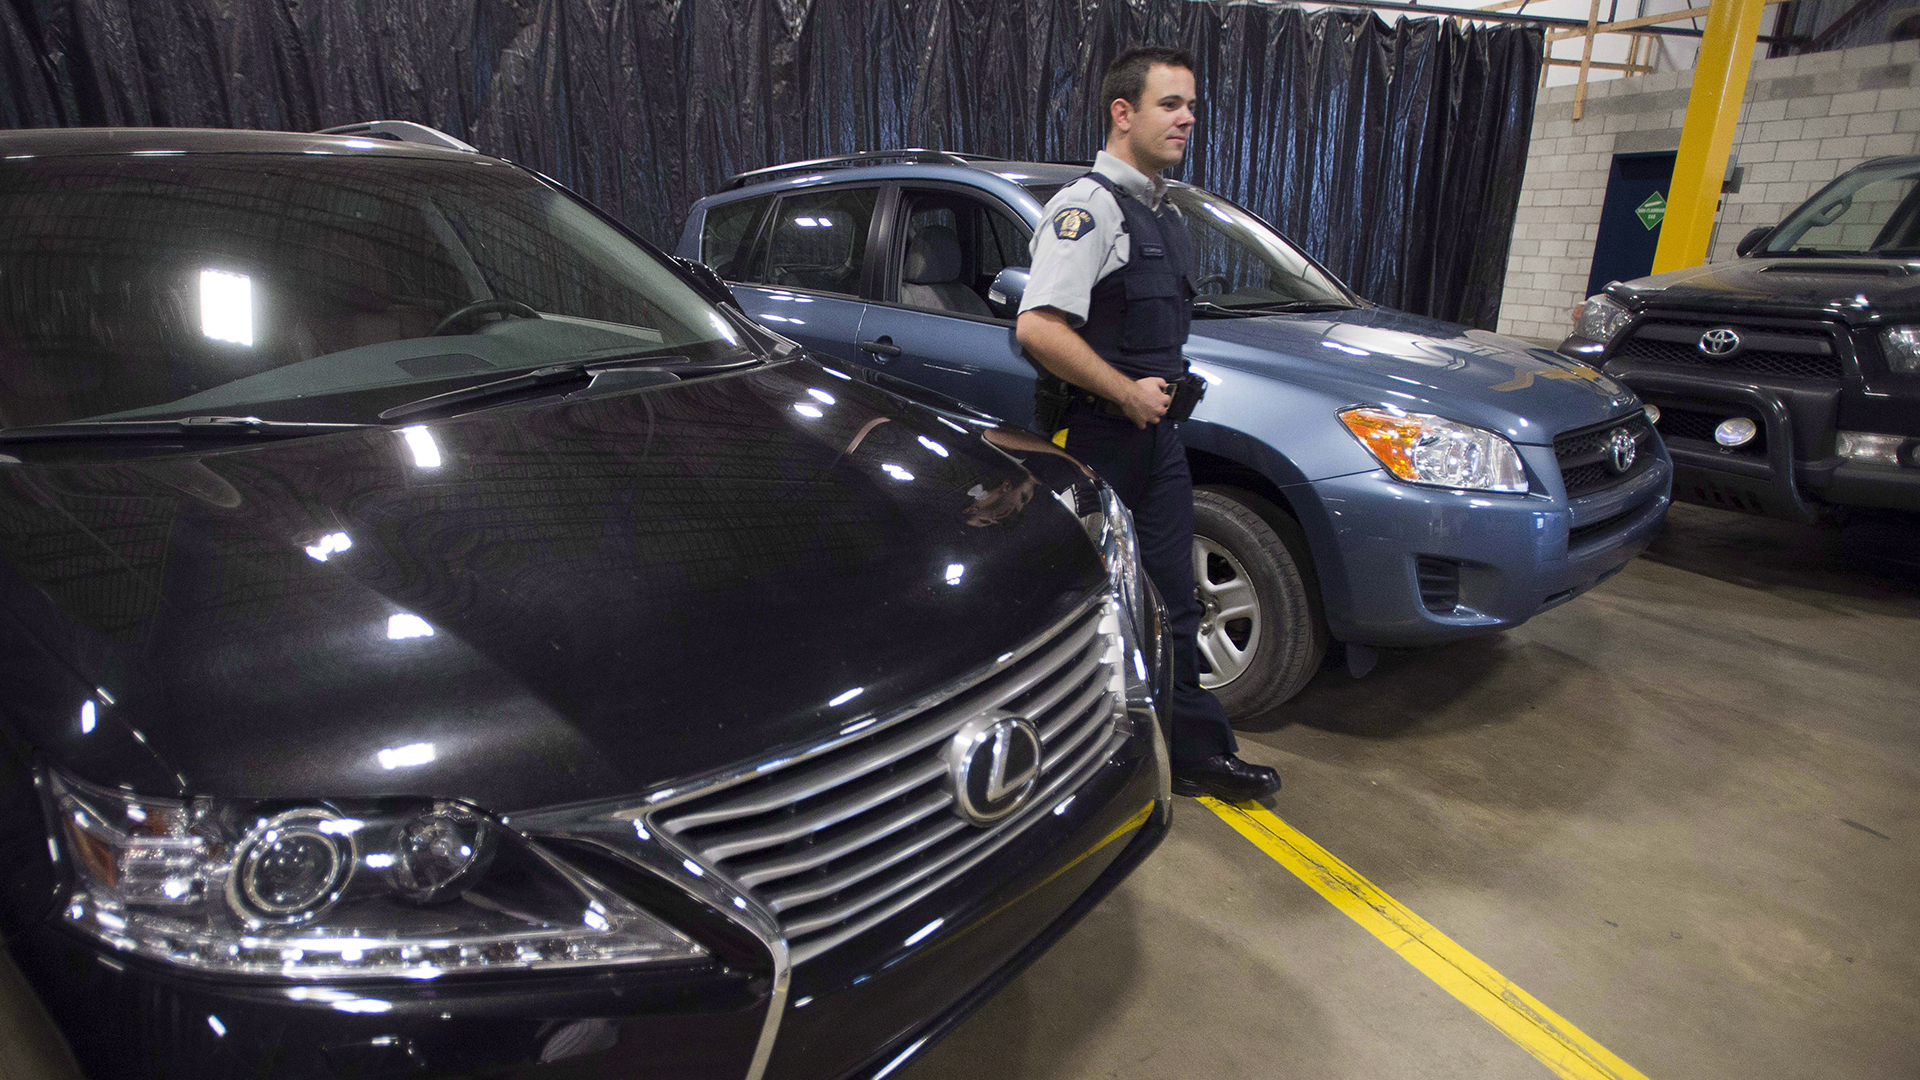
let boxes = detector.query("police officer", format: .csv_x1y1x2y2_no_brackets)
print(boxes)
1015,47,1281,801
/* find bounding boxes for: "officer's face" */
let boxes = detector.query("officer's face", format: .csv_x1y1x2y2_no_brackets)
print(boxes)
1118,64,1198,172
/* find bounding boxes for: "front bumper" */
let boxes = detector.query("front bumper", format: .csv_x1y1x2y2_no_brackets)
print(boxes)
16,720,1167,1080
1611,368,1920,521
1291,445,1671,647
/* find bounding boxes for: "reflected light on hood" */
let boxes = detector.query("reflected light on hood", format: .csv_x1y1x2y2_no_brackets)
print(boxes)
304,532,353,562
400,427,442,469
386,614,435,640
375,742,435,770
199,270,254,346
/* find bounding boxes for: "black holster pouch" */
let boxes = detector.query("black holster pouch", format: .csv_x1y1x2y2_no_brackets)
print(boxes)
1034,373,1075,433
1165,371,1208,423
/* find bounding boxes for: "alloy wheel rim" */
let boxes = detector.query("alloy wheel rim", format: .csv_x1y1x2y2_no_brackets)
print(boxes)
1192,535,1262,689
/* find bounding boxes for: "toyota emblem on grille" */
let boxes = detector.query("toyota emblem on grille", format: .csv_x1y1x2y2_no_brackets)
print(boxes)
1698,328,1742,357
1607,427,1638,474
945,712,1041,825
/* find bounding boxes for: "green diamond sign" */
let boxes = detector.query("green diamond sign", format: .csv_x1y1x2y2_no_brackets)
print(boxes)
1636,191,1667,231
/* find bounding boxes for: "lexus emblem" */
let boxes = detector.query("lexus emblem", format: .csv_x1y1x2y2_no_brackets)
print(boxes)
1607,427,1638,474
1698,328,1742,357
945,712,1041,825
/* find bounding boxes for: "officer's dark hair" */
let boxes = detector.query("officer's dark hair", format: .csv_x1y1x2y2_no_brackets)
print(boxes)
1101,47,1195,133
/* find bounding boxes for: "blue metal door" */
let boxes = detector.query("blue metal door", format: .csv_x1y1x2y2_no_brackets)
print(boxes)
852,305,1037,429
729,285,869,368
1586,151,1676,297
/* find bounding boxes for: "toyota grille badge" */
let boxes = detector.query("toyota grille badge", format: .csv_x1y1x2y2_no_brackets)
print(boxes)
1607,426,1638,474
1697,327,1741,357
945,711,1042,825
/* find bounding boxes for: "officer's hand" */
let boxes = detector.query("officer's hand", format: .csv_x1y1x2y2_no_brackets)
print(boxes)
1121,377,1172,429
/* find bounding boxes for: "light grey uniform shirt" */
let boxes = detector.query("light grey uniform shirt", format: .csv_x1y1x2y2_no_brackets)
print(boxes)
1018,151,1181,328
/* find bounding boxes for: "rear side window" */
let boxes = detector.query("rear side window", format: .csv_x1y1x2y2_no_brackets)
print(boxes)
752,187,877,297
701,196,770,279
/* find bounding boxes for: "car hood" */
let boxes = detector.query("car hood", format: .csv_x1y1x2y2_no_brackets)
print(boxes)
1187,306,1640,444
0,359,1105,812
1619,257,1920,319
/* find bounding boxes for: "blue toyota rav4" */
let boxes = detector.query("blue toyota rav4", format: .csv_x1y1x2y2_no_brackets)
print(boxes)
679,151,1674,714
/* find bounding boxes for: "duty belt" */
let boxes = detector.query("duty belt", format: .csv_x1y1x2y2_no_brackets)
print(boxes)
1071,372,1208,423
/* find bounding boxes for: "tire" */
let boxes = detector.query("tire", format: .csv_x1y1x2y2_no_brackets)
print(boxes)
1190,486,1327,719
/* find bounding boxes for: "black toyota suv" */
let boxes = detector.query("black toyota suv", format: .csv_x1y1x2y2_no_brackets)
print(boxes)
0,126,1170,1080
1561,155,1920,522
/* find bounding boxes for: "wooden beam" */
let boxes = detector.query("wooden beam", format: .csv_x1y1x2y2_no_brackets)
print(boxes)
1547,57,1656,71
1575,0,1603,120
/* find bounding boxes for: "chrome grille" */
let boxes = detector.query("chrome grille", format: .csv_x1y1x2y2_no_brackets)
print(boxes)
649,596,1126,962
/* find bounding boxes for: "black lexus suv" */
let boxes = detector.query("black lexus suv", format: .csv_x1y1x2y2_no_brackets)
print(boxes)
1561,155,1920,522
0,125,1170,1079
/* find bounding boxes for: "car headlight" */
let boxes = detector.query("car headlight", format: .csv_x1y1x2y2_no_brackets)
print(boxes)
1087,482,1149,645
45,769,705,979
1572,294,1632,345
1880,326,1920,374
1338,406,1530,493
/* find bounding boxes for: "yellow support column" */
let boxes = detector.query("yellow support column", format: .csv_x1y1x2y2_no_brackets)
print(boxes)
1652,0,1769,272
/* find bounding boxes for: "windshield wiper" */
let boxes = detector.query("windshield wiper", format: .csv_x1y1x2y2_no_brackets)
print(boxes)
1234,299,1357,312
1192,300,1266,317
377,352,767,422
0,416,375,445
1193,299,1355,316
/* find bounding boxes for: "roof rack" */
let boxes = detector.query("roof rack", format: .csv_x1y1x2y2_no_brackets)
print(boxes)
314,121,477,153
723,148,978,190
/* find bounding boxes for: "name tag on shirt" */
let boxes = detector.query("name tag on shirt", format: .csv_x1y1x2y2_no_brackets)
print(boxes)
1138,243,1165,258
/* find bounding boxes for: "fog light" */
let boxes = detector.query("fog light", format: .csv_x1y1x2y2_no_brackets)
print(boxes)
231,811,353,923
1714,418,1758,447
1836,431,1914,467
1643,404,1661,426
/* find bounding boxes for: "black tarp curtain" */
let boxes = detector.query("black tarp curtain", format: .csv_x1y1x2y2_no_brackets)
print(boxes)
0,1,1542,330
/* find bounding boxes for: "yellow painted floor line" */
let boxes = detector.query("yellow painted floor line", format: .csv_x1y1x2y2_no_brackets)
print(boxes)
1200,797,1652,1080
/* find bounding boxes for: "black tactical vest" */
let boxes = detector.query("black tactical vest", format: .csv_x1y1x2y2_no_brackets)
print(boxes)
1079,171,1197,381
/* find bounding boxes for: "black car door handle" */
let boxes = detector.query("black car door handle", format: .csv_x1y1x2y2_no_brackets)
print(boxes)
859,337,903,358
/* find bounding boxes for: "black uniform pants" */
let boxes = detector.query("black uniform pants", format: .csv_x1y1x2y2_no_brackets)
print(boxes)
1061,402,1236,765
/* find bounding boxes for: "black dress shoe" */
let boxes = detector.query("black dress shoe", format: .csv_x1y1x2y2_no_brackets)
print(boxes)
1171,753,1281,800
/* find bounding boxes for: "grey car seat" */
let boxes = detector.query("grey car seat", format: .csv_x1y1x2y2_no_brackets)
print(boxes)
900,226,992,318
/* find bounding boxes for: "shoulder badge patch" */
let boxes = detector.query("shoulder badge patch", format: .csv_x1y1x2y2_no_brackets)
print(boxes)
1051,207,1094,241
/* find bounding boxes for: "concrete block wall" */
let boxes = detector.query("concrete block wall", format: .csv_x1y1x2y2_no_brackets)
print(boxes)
1495,41,1920,344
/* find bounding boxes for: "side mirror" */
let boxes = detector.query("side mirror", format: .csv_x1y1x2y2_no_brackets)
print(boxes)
987,267,1030,317
1735,226,1774,258
671,256,740,310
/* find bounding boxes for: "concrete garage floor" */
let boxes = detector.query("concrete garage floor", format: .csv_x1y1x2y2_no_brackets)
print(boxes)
904,504,1920,1080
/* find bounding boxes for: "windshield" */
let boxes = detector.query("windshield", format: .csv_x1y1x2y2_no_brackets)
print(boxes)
1762,161,1920,257
1165,187,1351,308
0,153,750,429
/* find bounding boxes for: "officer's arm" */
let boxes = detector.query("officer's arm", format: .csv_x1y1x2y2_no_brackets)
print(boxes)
1016,310,1170,429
